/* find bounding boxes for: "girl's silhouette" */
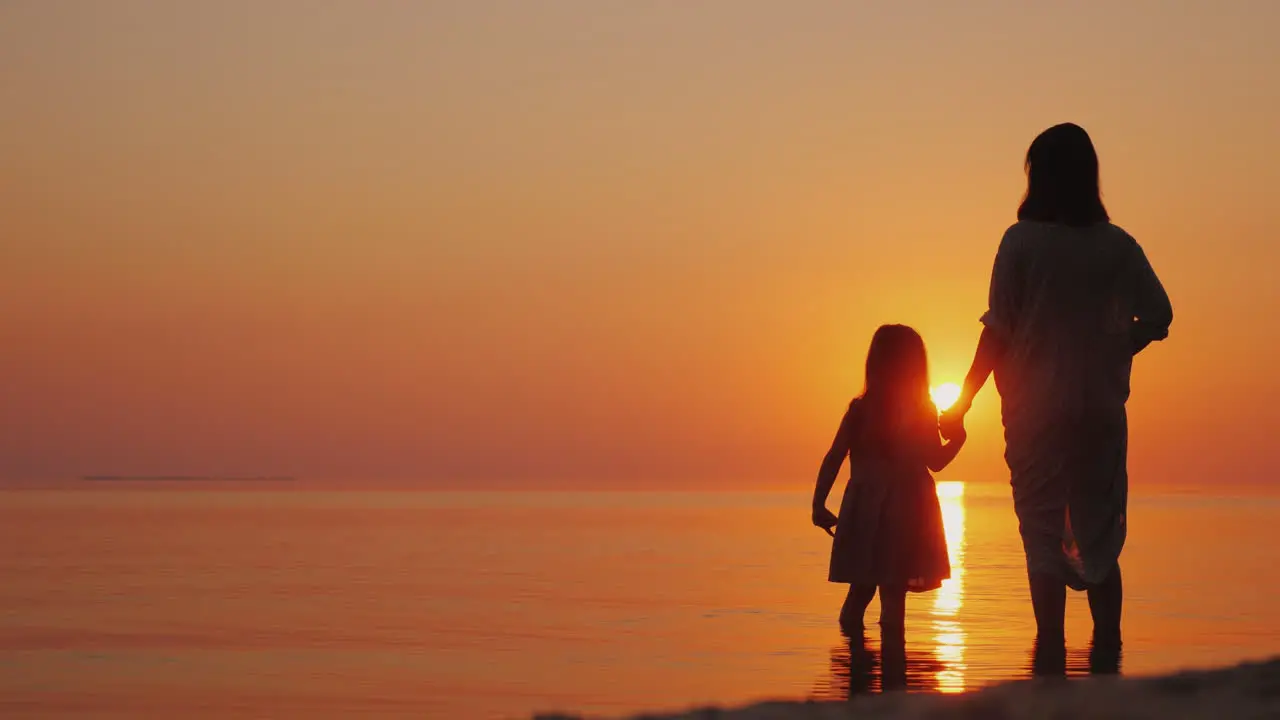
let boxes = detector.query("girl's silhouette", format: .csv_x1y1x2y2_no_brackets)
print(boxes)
811,325,965,640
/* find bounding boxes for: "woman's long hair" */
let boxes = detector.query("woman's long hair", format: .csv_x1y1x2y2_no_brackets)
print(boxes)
1017,123,1109,227
858,324,934,453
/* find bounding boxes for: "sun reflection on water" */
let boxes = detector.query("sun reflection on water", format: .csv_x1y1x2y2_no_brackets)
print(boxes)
932,481,967,693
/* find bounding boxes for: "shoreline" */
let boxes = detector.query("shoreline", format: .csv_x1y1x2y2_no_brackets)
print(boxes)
537,657,1280,719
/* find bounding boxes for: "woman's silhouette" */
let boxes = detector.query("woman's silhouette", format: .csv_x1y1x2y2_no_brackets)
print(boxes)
944,123,1172,670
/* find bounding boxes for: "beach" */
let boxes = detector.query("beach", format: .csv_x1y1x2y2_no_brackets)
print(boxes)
540,657,1280,720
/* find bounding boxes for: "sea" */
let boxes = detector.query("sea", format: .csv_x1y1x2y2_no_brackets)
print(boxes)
2,483,1278,719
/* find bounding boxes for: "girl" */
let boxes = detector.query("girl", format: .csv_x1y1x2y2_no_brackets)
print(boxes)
811,324,966,639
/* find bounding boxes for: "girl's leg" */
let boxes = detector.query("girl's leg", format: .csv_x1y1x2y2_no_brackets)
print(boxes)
877,585,908,690
839,585,876,637
1087,562,1123,647
876,585,907,641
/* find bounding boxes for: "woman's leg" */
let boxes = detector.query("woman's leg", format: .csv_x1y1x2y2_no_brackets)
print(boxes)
1028,572,1067,676
1087,562,1123,646
839,585,876,637
1017,500,1068,644
1028,572,1066,642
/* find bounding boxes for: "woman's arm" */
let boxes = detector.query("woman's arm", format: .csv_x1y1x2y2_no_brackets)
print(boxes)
954,326,1005,415
952,230,1017,415
1130,242,1172,355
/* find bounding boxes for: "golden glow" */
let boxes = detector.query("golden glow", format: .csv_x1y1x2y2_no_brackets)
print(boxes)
930,383,962,413
0,4,1268,489
932,481,967,693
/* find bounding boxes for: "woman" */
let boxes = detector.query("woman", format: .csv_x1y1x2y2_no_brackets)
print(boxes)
944,123,1172,668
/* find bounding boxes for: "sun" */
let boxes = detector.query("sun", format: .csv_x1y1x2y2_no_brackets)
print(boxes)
931,382,962,412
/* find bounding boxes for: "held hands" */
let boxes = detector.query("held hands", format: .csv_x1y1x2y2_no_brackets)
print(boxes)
939,406,968,443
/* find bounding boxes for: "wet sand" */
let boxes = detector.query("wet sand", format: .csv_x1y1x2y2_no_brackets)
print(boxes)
540,657,1280,720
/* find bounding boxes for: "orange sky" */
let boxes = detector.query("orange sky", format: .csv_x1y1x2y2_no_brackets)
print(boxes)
2,2,1278,487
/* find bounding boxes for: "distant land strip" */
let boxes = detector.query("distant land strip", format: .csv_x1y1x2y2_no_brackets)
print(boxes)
82,475,297,482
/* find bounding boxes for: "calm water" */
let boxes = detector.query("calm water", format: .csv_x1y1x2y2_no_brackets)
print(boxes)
2,485,1279,718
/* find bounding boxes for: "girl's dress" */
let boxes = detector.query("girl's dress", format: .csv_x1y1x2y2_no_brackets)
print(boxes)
827,398,951,591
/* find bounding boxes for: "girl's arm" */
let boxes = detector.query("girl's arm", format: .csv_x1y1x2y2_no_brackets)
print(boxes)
923,414,967,473
925,434,966,472
812,404,856,518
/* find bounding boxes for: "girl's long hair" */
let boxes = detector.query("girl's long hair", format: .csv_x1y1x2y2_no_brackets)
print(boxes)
857,324,935,453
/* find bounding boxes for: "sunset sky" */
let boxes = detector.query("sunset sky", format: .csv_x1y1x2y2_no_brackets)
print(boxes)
2,1,1277,488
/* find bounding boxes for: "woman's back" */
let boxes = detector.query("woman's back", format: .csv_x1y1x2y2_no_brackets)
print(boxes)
952,122,1173,646
988,221,1171,428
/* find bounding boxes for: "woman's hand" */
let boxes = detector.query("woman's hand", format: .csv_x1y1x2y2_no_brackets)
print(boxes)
947,391,974,419
812,503,838,534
